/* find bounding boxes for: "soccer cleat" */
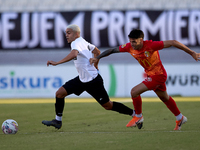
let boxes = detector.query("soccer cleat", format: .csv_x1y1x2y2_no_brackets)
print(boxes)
174,116,187,130
136,122,143,129
42,119,62,129
126,116,144,129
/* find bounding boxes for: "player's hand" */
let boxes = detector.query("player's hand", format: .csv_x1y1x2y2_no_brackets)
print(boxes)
89,58,98,65
47,61,58,66
192,52,200,61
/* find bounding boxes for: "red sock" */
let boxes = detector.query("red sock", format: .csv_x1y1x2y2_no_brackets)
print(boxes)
164,96,181,116
132,95,142,114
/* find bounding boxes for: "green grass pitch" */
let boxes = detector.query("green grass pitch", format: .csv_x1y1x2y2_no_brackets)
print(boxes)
0,97,200,150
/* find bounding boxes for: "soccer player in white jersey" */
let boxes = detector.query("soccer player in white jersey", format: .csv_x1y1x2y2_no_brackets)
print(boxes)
42,24,135,129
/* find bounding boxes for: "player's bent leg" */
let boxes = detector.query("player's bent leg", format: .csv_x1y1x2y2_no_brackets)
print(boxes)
129,83,148,129
155,90,187,130
155,90,169,102
128,95,144,129
88,81,134,116
111,101,134,116
101,101,134,116
131,83,149,98
42,87,68,129
55,87,68,117
56,86,68,98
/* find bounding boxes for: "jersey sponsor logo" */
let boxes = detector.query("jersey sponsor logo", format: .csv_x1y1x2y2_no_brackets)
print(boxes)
144,51,150,57
121,44,126,48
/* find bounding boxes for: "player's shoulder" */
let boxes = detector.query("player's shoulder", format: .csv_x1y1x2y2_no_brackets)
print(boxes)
71,37,86,46
120,42,131,49
73,37,84,43
143,40,153,45
145,40,163,43
143,40,164,50
144,40,163,46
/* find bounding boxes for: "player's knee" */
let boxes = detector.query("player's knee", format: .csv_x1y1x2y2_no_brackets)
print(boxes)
159,95,169,102
131,89,138,98
56,90,67,98
55,87,68,98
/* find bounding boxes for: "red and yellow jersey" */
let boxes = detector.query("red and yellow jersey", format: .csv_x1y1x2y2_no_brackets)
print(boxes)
119,40,167,76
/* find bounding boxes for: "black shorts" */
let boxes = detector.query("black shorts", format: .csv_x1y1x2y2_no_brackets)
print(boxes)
62,74,110,105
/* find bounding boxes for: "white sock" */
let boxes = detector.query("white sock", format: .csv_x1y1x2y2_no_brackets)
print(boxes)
56,115,62,121
132,110,135,117
176,113,183,121
135,113,142,118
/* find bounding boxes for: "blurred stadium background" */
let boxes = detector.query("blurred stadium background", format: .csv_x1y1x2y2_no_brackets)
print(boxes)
0,0,200,11
1,0,200,64
0,0,200,98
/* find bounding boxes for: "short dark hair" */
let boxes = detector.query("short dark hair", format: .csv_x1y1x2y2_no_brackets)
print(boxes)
128,29,144,39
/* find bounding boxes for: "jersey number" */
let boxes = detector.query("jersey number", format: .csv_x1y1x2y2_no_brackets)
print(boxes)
138,59,152,67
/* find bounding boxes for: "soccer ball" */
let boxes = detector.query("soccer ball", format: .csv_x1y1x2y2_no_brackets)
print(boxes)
1,119,18,134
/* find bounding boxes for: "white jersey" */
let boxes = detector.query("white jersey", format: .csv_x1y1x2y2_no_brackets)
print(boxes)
71,37,98,82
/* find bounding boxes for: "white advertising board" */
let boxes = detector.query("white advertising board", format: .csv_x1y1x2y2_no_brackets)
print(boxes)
0,63,199,98
0,65,77,98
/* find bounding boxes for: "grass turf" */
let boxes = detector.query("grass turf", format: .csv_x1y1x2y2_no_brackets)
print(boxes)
0,97,200,150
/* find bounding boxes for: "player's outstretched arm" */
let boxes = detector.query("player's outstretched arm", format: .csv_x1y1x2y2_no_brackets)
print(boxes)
163,40,200,61
191,52,200,61
47,50,78,66
92,47,101,70
90,47,120,64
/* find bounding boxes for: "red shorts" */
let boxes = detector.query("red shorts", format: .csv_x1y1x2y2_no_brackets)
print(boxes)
142,74,167,91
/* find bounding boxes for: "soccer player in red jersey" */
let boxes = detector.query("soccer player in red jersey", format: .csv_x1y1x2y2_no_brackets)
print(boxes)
90,29,200,130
